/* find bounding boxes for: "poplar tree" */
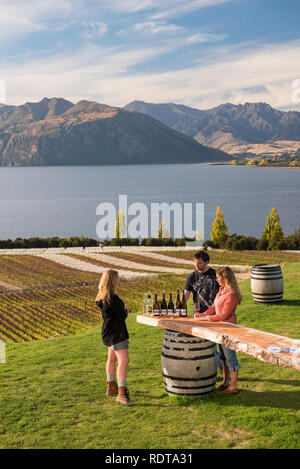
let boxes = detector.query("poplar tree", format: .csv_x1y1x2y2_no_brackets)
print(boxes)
114,210,126,239
211,206,228,247
158,221,170,239
262,207,284,250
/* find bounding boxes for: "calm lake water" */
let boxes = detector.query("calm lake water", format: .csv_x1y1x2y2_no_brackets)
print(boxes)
0,164,299,241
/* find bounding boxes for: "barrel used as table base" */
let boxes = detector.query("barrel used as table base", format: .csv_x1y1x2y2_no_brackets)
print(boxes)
161,329,218,397
251,264,284,303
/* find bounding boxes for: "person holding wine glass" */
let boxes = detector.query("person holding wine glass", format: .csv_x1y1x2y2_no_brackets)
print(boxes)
195,266,242,394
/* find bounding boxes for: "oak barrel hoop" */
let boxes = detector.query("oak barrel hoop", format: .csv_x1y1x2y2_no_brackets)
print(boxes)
161,330,218,396
251,264,284,303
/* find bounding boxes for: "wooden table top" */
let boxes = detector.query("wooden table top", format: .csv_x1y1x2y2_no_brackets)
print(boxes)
137,315,300,371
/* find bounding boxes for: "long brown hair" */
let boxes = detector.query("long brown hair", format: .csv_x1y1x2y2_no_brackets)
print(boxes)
95,269,119,304
216,266,242,304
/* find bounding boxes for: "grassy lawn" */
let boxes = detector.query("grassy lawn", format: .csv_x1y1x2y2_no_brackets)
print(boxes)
0,262,299,449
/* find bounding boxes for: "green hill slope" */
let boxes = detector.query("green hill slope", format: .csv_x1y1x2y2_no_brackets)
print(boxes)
0,264,299,449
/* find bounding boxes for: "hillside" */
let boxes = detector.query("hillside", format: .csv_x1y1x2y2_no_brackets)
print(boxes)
0,98,229,166
0,260,299,449
124,101,300,155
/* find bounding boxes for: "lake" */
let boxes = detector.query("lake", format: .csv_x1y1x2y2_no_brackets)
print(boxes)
0,164,299,241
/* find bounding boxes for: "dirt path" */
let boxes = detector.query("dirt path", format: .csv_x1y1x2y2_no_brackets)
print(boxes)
33,253,155,280
83,253,191,274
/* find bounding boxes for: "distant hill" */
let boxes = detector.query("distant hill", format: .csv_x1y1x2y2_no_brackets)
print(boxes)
124,101,300,155
0,97,229,167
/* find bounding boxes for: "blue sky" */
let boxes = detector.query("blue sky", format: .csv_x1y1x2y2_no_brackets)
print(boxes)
1,0,300,110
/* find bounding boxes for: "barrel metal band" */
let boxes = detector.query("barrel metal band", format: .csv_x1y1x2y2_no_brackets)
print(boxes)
164,382,216,390
251,272,283,280
164,337,209,345
165,388,214,396
252,291,283,296
163,344,215,352
161,351,216,361
162,372,217,382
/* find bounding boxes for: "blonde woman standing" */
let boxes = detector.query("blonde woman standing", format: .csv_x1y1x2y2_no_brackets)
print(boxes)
95,269,133,406
195,266,242,394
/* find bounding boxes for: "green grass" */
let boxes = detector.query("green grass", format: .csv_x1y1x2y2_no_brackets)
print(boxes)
0,263,299,449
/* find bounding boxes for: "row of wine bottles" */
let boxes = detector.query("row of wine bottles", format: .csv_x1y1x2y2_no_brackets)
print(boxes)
143,289,187,317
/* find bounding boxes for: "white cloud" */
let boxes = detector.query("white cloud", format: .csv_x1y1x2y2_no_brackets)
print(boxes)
103,0,231,17
1,2,299,112
101,0,175,14
0,0,75,37
151,0,232,20
133,21,185,37
82,21,107,38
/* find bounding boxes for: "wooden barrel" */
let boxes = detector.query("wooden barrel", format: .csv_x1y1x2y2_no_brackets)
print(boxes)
161,330,218,397
251,264,284,303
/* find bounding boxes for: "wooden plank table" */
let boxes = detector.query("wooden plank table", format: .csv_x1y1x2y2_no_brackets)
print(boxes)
137,315,300,371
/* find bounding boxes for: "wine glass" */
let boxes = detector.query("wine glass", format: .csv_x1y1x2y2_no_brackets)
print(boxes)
194,301,200,317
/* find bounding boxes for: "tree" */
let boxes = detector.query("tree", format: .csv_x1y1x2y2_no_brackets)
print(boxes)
211,206,228,247
158,221,170,239
262,207,284,250
114,210,126,239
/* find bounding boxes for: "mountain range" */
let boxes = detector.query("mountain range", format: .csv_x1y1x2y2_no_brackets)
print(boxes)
0,98,229,167
124,101,300,155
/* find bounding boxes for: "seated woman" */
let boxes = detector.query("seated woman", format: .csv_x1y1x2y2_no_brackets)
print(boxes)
195,266,242,394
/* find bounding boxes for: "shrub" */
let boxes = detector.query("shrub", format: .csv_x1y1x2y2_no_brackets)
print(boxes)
203,239,219,249
257,235,269,250
226,234,258,251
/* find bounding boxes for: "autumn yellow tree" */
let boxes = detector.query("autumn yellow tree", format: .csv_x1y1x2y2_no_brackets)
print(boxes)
261,207,284,250
211,206,228,247
114,209,126,239
158,221,170,238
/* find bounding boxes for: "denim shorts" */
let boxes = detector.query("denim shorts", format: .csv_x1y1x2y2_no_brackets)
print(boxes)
110,339,129,351
217,344,241,372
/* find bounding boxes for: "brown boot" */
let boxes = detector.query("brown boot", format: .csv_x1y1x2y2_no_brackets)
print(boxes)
106,380,118,396
116,386,133,406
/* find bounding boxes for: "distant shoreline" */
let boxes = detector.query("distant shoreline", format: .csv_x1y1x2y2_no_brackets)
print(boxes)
211,163,300,169
0,161,227,169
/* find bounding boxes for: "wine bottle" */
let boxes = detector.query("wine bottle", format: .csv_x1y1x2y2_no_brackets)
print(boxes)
147,293,152,315
175,289,181,315
168,293,174,315
153,293,160,316
161,292,167,316
180,289,187,317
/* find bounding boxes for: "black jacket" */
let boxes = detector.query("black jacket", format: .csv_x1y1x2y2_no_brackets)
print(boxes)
96,293,129,347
